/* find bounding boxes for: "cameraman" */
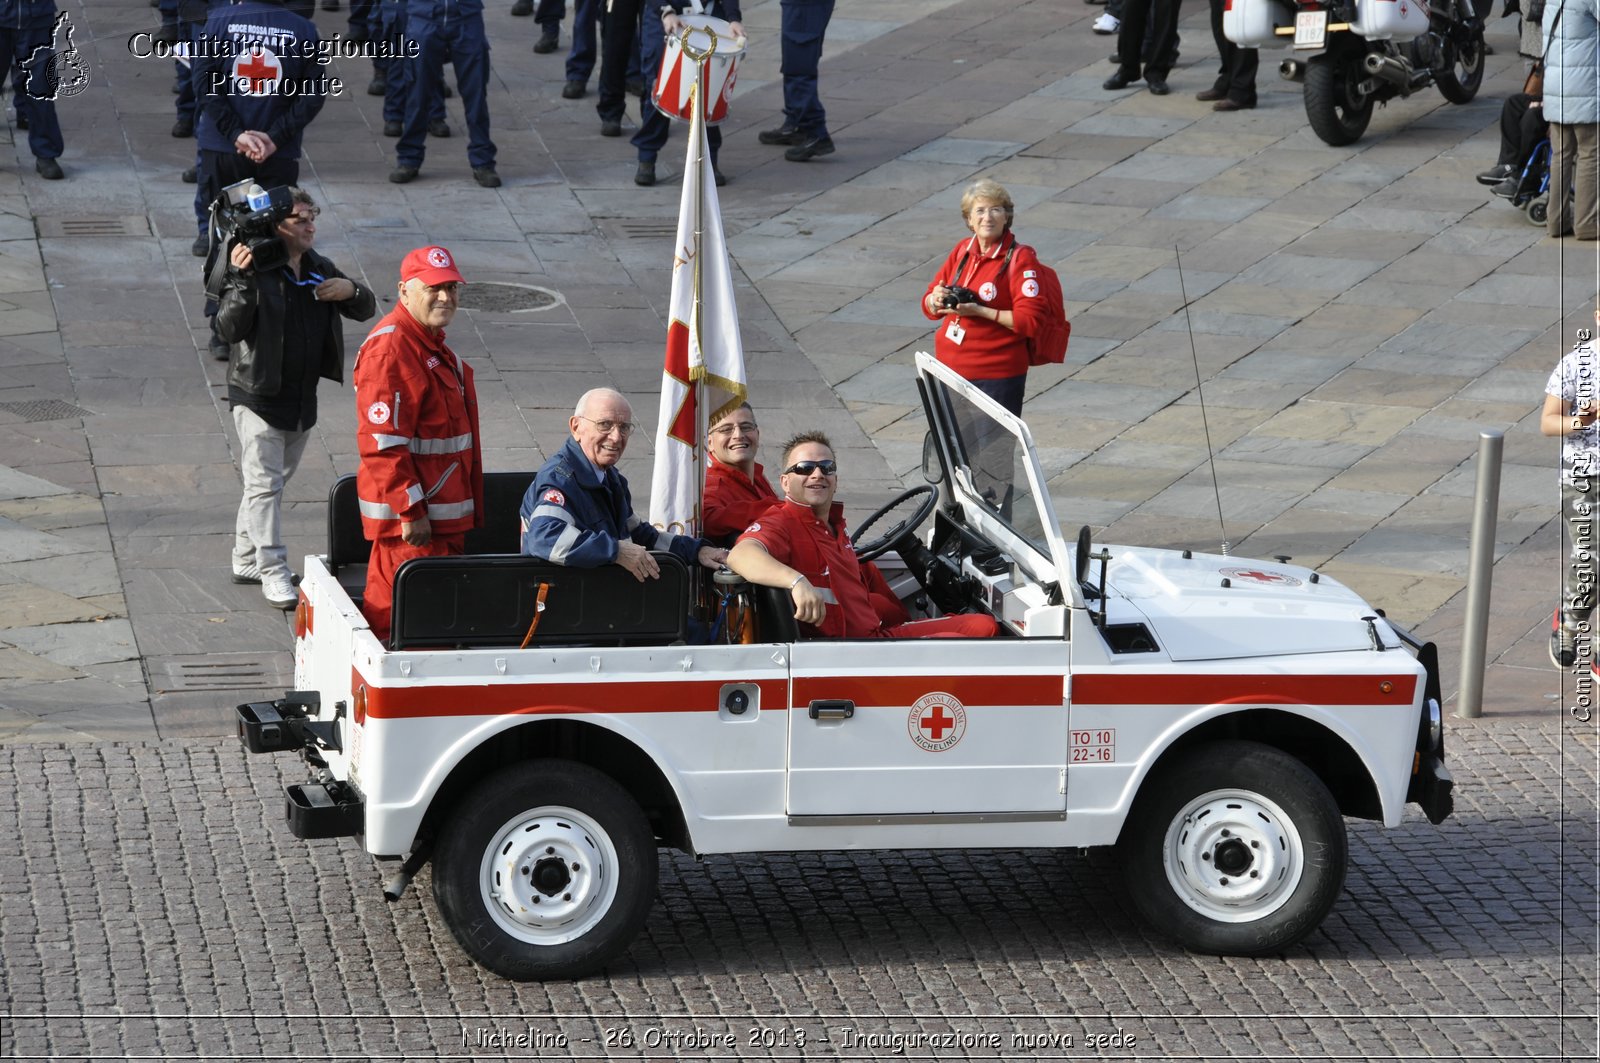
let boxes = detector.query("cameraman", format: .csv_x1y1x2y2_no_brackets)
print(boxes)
215,189,376,608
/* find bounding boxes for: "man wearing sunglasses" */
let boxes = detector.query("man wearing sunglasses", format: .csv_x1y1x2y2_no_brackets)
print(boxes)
520,387,728,581
727,432,997,639
215,188,376,610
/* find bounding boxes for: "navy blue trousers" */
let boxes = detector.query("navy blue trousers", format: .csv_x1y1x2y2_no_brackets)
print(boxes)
399,12,496,169
779,0,832,137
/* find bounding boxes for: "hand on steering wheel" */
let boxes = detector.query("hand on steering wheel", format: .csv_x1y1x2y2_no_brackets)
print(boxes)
850,484,939,562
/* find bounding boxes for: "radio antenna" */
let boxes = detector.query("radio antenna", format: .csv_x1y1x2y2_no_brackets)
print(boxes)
1175,245,1229,556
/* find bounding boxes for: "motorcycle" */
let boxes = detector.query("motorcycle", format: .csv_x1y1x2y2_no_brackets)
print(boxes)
1225,0,1486,145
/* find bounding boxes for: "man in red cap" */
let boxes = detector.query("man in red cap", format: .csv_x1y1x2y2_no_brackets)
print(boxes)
354,245,485,642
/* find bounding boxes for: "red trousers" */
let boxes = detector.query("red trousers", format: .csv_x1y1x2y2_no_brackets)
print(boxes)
361,533,465,643
883,614,999,639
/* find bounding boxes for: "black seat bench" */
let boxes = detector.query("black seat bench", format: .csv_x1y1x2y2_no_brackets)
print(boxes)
389,551,690,650
326,471,538,600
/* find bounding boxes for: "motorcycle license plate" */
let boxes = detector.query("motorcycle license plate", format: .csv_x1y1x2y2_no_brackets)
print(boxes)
1293,10,1328,48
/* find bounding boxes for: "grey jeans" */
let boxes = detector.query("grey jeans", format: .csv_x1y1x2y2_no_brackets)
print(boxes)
232,404,309,580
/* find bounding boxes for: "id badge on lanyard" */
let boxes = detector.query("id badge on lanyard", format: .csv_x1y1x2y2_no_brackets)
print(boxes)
945,318,965,345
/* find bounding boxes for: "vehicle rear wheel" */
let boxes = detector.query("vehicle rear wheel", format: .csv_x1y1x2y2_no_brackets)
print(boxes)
1304,54,1373,146
1118,741,1346,955
1434,22,1485,103
431,760,658,980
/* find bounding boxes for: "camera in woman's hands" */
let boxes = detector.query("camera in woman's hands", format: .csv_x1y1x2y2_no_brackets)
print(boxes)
940,284,979,309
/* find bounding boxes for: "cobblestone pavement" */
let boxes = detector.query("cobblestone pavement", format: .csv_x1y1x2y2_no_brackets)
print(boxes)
0,723,1594,1060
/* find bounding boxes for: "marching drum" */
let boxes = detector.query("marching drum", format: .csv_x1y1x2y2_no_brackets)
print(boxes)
651,14,745,125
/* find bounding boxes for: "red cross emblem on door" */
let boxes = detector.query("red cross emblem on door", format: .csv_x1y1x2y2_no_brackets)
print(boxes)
908,692,966,752
234,48,280,94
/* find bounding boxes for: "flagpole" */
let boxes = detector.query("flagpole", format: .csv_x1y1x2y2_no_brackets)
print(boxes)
690,29,714,538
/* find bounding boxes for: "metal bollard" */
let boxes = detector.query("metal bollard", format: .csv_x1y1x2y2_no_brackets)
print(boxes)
1456,430,1503,719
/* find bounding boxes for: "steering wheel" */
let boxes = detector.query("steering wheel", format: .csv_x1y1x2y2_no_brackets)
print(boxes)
851,485,939,562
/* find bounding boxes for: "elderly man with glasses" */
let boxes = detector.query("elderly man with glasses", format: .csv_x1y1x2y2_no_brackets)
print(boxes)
520,387,727,581
215,188,376,609
727,430,996,639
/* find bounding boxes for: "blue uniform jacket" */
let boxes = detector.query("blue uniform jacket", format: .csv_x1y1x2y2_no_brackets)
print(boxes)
405,0,485,20
0,0,58,31
195,0,325,157
520,437,705,569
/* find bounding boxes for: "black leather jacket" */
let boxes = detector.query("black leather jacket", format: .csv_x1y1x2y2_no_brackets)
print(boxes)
215,247,376,399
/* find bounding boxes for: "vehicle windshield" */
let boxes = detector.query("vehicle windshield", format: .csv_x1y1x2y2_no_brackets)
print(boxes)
937,381,1055,564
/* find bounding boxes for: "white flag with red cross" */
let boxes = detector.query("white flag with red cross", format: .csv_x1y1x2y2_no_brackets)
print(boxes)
649,84,746,536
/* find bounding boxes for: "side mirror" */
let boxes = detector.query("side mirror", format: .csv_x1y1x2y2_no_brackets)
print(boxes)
921,432,944,485
1076,525,1091,587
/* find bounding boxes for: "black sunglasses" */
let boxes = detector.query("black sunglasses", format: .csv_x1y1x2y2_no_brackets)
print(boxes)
784,459,837,476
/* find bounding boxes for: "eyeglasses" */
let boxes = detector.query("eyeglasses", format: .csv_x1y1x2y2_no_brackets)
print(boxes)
579,416,635,436
283,269,325,287
710,421,758,436
286,209,320,224
783,460,837,476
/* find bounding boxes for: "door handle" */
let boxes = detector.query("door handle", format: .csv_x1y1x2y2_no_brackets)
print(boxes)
808,699,854,720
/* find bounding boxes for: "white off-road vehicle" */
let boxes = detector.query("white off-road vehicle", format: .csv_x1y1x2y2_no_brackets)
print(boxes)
237,354,1452,980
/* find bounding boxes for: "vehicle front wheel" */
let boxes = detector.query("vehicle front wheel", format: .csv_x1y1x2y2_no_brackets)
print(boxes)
1303,54,1373,146
431,760,658,980
1118,741,1346,955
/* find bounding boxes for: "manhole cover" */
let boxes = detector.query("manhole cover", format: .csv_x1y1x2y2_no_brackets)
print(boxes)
36,215,151,238
148,653,289,694
458,282,560,313
0,399,91,422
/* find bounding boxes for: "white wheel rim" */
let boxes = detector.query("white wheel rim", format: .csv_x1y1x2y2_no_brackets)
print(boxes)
1162,788,1304,924
479,805,620,945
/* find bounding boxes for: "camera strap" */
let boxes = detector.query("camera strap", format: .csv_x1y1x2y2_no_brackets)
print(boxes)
952,242,1018,293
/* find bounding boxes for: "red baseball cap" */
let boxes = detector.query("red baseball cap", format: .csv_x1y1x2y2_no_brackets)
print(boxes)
400,245,466,286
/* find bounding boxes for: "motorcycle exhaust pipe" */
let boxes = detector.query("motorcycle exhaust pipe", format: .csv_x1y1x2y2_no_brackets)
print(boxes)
1362,52,1418,94
1279,59,1305,83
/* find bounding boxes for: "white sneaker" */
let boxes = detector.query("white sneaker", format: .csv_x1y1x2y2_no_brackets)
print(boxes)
262,572,298,610
1093,12,1120,33
231,562,262,585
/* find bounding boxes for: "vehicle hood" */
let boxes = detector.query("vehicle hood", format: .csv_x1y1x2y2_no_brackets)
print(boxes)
1103,546,1391,662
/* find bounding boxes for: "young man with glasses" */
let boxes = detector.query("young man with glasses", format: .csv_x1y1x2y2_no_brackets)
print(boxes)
727,431,996,639
702,402,779,545
520,387,727,580
215,189,376,609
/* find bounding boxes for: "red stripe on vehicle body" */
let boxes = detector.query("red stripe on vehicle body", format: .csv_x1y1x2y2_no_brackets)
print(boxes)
791,674,1064,709
358,671,788,720
1072,673,1416,706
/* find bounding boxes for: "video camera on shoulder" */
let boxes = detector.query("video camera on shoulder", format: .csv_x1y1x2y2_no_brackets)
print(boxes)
215,179,296,274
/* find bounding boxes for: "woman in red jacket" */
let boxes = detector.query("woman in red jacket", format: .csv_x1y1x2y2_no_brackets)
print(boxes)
920,178,1049,416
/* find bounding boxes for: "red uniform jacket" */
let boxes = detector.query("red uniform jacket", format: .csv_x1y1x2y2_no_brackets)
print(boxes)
921,231,1049,381
703,459,780,545
738,499,898,639
354,306,484,541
